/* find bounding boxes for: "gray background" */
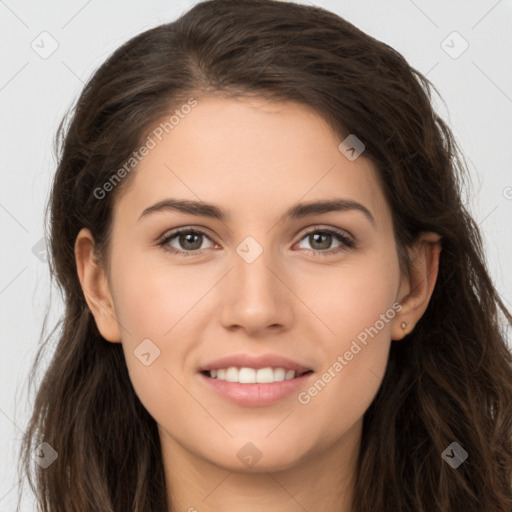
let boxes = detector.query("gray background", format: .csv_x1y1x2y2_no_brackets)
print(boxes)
1,0,511,508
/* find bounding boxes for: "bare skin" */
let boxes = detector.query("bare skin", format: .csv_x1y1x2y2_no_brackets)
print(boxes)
75,96,441,512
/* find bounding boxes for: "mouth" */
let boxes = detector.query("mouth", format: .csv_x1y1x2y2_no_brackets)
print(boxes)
198,367,316,407
198,353,315,405
200,367,314,384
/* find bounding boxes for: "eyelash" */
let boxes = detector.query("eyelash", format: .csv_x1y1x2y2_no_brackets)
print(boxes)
157,226,356,258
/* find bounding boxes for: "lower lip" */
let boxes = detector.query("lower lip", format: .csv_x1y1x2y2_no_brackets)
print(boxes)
199,371,314,407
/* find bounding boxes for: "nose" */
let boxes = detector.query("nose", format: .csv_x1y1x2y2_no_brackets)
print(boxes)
219,243,294,336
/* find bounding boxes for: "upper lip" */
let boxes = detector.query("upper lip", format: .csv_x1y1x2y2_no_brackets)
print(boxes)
199,353,313,374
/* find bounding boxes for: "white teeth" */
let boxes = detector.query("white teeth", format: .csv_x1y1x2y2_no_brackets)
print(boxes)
225,367,238,382
256,367,274,383
273,368,286,381
208,366,299,383
239,367,256,383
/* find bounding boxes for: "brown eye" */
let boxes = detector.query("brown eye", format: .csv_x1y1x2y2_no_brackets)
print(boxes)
296,228,355,256
159,229,215,256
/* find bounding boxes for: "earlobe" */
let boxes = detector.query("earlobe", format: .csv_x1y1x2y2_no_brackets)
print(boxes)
74,228,122,343
392,231,442,340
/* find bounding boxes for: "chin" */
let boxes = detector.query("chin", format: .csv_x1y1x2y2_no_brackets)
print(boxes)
202,438,310,474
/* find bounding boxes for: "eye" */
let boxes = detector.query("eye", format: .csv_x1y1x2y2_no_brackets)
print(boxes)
295,227,355,256
158,226,355,257
158,228,216,257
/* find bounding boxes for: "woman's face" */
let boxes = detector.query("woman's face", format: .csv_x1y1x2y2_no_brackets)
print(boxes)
81,96,412,472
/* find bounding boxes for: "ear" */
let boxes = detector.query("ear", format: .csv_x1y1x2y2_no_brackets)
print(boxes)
74,227,122,343
391,231,442,340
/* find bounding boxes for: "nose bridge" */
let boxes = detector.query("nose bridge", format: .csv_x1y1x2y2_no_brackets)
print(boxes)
233,233,279,300
219,232,290,331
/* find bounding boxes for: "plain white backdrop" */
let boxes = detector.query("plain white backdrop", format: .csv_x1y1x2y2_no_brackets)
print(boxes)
1,0,511,509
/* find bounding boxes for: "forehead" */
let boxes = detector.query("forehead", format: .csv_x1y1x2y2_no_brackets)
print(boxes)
113,96,391,229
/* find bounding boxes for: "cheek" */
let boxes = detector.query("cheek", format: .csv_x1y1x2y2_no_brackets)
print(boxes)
109,259,196,422
295,249,399,420
109,246,201,339
108,248,216,400
298,246,400,342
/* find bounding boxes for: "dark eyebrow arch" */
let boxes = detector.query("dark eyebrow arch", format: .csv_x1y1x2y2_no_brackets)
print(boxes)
138,198,375,226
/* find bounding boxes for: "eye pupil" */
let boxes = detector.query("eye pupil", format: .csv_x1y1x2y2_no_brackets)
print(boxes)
180,232,202,250
310,232,332,250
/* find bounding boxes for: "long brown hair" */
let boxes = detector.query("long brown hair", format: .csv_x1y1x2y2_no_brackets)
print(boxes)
16,1,512,510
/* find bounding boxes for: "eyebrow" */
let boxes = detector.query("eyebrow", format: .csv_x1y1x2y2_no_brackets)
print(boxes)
138,198,375,226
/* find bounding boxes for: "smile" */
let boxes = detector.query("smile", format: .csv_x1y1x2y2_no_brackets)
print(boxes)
203,366,312,383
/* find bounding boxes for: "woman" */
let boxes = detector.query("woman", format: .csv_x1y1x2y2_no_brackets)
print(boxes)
16,0,512,510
